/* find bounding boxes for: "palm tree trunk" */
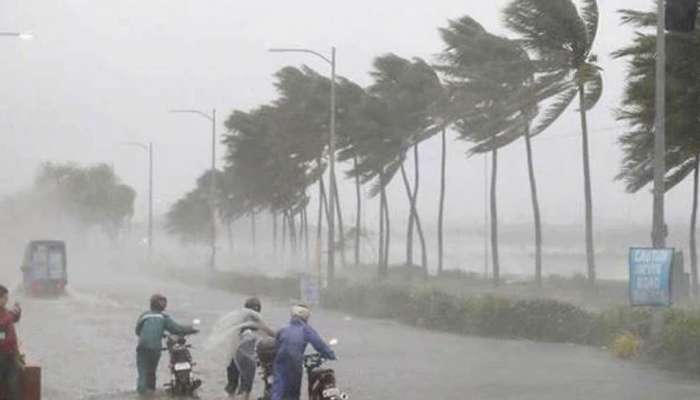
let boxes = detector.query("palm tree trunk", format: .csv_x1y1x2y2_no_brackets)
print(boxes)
316,173,325,279
405,143,422,267
438,129,447,275
524,124,543,288
354,155,362,266
406,167,415,266
413,143,427,274
332,178,347,267
226,218,234,253
400,162,428,277
251,211,257,253
691,154,699,297
282,210,288,258
320,177,334,280
320,178,332,229
379,170,390,278
289,211,298,257
383,181,391,275
378,183,386,278
273,211,278,258
578,84,596,286
303,205,310,268
490,148,500,286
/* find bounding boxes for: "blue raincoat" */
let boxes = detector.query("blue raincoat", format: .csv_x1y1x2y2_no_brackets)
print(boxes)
271,317,336,400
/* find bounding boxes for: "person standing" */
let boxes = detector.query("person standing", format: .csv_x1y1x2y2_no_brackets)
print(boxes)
208,297,275,399
0,285,22,400
135,294,198,395
271,305,335,400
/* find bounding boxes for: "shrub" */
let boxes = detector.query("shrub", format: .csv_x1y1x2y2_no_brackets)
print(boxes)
613,332,641,359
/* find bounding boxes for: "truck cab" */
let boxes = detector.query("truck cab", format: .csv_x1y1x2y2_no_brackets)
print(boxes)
21,240,67,297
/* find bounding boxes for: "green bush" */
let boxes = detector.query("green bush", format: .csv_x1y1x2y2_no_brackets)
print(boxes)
156,267,700,377
654,309,700,373
590,306,652,346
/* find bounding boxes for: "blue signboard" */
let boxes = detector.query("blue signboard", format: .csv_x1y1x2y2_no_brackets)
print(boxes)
300,275,320,306
629,248,674,307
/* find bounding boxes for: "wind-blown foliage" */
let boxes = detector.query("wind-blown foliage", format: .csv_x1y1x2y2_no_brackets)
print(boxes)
34,162,135,240
504,0,603,285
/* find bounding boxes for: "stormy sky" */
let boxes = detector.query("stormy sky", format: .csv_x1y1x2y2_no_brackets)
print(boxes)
0,0,678,235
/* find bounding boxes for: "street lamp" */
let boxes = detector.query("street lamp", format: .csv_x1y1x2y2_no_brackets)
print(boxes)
0,32,33,40
123,142,154,264
170,109,217,271
269,46,338,284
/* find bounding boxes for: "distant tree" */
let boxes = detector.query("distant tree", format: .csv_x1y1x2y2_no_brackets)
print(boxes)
35,162,135,241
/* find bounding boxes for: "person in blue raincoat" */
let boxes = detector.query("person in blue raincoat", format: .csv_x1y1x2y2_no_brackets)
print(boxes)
271,304,336,400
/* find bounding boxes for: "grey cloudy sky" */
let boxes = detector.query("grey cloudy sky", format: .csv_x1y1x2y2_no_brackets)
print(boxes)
1,0,683,236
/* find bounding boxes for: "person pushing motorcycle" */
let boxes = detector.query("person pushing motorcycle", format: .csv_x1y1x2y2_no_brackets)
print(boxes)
135,294,198,395
271,304,336,400
208,297,275,399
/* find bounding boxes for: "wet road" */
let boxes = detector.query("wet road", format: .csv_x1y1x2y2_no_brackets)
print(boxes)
12,267,700,400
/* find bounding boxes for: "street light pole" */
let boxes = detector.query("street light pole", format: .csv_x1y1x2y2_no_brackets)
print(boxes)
123,141,154,263
170,109,218,271
653,0,667,248
269,46,337,284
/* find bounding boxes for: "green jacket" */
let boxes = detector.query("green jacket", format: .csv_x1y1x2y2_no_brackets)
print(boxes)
135,310,196,350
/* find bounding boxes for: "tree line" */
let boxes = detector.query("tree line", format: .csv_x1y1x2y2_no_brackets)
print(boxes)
166,0,700,290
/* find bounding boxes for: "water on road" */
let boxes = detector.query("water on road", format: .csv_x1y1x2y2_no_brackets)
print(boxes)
10,268,700,400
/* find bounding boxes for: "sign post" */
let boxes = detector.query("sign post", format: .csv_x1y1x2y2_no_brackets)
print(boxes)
629,248,674,307
300,274,320,306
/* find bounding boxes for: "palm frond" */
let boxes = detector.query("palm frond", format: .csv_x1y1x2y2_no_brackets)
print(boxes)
618,9,657,28
531,87,578,136
580,0,600,50
582,68,603,111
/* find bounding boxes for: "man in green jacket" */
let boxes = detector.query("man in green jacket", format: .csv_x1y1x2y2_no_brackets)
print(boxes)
135,294,198,394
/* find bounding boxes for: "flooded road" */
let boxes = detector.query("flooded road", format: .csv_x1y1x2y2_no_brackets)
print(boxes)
12,267,700,400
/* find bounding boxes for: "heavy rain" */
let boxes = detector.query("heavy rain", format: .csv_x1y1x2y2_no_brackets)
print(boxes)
4,1,700,399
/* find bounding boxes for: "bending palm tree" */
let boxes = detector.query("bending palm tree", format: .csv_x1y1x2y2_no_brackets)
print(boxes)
504,0,603,285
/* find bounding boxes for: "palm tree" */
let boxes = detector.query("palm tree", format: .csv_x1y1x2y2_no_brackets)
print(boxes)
504,0,603,286
361,54,443,275
614,7,700,295
437,16,539,285
437,128,448,275
335,77,371,266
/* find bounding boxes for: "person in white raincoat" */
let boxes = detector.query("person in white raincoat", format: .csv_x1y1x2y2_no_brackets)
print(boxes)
207,297,275,399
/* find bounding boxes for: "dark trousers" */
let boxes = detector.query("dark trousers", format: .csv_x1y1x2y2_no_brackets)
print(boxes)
226,358,239,394
136,347,161,394
0,353,19,400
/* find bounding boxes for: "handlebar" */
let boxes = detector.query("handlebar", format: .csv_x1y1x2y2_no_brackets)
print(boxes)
303,353,331,370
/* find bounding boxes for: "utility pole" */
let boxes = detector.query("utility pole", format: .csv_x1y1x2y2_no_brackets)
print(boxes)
169,109,217,271
268,46,338,285
122,141,154,264
652,0,667,249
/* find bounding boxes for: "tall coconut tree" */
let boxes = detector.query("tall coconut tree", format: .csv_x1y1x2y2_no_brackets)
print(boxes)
504,0,603,286
361,54,443,275
438,16,543,285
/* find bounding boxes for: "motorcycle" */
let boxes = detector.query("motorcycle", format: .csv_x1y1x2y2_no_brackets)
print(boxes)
163,319,203,397
304,339,348,400
256,337,348,400
256,337,277,400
